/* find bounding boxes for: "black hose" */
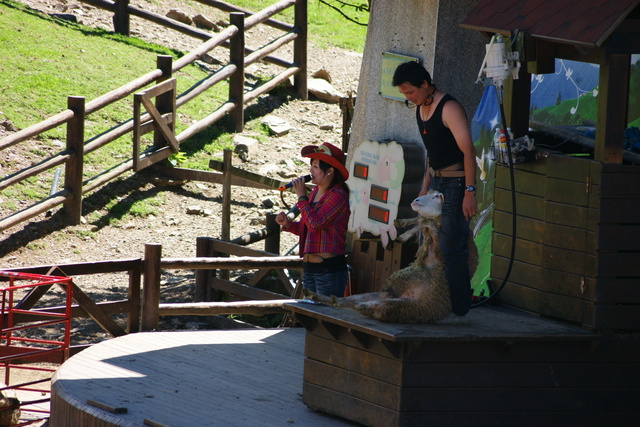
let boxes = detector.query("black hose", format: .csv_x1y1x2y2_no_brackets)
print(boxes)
472,93,517,308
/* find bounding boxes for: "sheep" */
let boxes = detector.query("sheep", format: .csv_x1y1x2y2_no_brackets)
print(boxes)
304,190,478,323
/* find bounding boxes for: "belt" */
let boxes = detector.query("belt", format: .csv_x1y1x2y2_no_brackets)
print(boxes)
429,167,465,177
303,253,339,263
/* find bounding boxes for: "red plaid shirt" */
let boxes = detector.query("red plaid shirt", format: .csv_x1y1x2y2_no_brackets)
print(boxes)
287,185,350,256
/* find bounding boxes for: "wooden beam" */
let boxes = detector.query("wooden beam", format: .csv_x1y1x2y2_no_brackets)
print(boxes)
158,299,296,316
595,54,630,163
526,39,555,75
71,282,126,337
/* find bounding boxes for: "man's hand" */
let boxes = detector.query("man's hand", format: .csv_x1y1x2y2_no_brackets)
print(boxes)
462,192,478,221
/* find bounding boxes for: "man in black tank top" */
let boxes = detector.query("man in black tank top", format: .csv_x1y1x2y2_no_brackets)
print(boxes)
393,61,478,322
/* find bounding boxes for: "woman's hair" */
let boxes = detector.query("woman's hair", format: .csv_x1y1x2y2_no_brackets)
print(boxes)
318,159,349,192
392,61,432,88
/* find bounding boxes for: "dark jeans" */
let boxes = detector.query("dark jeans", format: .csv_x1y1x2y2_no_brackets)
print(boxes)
303,255,348,297
429,176,472,315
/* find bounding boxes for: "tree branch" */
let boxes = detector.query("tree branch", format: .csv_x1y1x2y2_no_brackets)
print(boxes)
318,0,369,26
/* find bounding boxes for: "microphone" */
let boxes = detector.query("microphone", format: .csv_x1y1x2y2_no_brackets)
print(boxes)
278,175,311,191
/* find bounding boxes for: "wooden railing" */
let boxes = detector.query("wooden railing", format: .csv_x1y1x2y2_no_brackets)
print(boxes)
0,0,307,234
2,239,304,348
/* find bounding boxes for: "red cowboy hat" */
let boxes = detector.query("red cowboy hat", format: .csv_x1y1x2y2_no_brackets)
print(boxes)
300,142,349,180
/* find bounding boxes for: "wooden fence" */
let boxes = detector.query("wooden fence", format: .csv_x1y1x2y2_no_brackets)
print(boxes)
2,240,304,351
0,0,307,233
0,0,313,349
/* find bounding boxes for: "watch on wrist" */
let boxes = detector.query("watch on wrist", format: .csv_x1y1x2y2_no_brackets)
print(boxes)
465,185,476,193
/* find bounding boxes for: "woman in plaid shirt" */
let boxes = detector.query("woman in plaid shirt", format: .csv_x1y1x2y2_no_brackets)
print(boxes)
276,142,350,297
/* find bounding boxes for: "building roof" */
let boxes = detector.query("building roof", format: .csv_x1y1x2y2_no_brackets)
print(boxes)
460,0,640,47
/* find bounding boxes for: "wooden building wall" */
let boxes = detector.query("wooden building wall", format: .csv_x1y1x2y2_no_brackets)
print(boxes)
348,240,418,294
491,152,640,331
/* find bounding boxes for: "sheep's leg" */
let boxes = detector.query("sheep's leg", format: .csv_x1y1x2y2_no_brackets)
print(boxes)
302,288,336,305
302,289,389,309
333,292,388,308
355,298,436,323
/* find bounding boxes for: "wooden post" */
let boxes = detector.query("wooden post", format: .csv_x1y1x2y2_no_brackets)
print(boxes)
195,237,215,302
595,53,630,164
221,150,232,242
63,96,85,226
154,55,174,149
127,262,141,333
229,12,245,133
141,243,162,331
265,213,280,255
504,64,531,138
113,0,130,36
293,0,308,100
220,150,233,281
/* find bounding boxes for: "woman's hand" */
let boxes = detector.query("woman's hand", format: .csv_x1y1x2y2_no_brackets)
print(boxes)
275,212,290,229
291,176,308,197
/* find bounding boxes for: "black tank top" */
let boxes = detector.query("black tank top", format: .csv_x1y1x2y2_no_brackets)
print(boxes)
417,94,464,170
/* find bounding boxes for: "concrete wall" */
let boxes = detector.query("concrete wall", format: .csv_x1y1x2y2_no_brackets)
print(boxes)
348,0,486,155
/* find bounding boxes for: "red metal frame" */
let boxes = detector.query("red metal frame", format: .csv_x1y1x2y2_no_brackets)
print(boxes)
0,270,73,423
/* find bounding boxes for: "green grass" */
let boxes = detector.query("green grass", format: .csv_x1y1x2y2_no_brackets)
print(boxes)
0,0,367,225
224,0,368,51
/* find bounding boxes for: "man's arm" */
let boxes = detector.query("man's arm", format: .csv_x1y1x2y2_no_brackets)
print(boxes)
443,101,478,220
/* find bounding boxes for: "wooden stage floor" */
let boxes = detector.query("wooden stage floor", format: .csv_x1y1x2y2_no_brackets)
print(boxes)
50,304,601,426
51,327,356,426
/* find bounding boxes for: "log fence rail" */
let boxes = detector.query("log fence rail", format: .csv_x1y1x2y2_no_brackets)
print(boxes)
0,0,307,233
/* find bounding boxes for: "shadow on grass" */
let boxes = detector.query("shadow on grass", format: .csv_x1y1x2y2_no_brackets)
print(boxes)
0,168,262,258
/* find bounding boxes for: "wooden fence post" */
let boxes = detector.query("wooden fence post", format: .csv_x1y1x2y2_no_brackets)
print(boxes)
220,150,233,281
265,213,280,255
293,0,308,101
155,55,174,149
142,243,162,331
114,0,130,36
127,262,142,333
229,12,245,133
195,237,215,302
63,96,85,226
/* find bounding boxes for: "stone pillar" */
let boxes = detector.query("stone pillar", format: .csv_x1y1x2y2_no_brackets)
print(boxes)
348,0,486,154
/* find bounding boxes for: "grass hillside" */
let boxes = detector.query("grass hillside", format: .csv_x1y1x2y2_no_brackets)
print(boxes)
0,0,367,204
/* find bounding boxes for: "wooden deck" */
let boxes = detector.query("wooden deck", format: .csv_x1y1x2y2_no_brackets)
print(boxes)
50,328,356,426
48,304,640,426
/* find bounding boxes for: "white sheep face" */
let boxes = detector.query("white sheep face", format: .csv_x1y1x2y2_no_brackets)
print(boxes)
410,190,444,219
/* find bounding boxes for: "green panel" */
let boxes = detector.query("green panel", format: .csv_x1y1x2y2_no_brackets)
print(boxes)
493,210,546,244
544,222,591,252
491,256,585,298
543,246,587,275
492,233,545,265
545,201,590,228
495,188,545,219
547,154,594,182
491,256,544,289
493,277,542,313
545,177,590,206
495,166,546,197
539,291,584,323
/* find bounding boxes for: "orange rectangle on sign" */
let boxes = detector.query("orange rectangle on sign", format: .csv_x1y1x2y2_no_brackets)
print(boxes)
370,184,389,203
353,163,369,179
368,205,389,224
